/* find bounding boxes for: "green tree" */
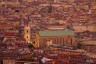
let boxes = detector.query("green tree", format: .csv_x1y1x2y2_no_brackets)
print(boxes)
76,38,83,49
77,43,82,49
28,44,34,49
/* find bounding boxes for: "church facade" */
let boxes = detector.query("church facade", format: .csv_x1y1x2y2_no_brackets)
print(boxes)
35,29,76,48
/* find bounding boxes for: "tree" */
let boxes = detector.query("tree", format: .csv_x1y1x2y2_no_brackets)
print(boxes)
28,44,35,52
77,43,82,49
76,38,83,49
48,6,52,13
28,44,34,49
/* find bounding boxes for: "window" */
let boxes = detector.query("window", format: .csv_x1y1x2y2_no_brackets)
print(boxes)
27,30,28,33
27,36,28,38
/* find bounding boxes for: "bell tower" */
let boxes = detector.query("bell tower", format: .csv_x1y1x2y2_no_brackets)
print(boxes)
24,25,31,43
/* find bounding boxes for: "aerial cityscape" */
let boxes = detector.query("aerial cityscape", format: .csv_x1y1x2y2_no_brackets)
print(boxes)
0,0,96,64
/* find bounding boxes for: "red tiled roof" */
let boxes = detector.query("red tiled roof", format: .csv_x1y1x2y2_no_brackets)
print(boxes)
4,32,16,36
16,37,26,41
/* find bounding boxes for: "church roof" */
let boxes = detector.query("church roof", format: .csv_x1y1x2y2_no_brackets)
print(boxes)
39,29,75,37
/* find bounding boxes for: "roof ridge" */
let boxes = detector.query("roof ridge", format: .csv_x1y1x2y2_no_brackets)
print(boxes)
39,29,75,36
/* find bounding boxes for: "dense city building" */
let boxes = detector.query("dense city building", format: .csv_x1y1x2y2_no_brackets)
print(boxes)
0,0,96,64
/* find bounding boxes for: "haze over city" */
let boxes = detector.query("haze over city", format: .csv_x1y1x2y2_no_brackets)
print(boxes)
0,0,96,64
